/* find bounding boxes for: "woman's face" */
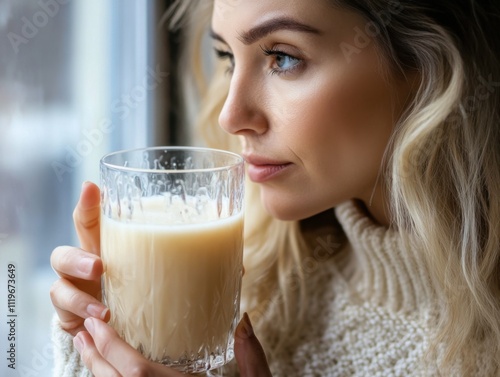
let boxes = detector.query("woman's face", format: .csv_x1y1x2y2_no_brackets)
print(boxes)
211,0,415,224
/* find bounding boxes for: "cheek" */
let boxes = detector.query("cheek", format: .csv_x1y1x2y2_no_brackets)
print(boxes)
291,67,394,167
267,67,397,207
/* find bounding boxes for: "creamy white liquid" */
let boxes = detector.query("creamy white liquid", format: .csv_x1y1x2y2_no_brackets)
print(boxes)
101,196,244,363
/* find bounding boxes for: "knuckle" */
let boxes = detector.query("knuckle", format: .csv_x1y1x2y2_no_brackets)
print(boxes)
58,249,73,271
66,248,88,269
72,207,79,225
67,287,86,313
96,330,115,358
50,246,66,269
49,281,61,303
80,347,97,373
128,363,151,377
82,216,100,231
74,207,99,231
51,246,81,273
81,345,122,377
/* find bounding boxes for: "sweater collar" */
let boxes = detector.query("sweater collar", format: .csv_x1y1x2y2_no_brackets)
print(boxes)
334,200,437,313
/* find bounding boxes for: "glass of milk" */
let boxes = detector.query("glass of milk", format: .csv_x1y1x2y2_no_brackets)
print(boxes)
99,147,245,373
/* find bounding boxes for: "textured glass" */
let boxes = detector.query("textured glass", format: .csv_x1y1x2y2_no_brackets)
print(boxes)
100,147,245,373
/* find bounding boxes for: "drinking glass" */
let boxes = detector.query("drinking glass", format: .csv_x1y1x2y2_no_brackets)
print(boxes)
99,146,245,373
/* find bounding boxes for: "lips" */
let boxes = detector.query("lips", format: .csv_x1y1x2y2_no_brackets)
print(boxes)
243,154,292,183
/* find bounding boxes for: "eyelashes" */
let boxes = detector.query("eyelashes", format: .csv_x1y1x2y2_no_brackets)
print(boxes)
213,46,304,77
214,48,235,75
259,45,303,76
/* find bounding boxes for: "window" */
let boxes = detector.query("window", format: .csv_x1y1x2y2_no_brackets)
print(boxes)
0,1,175,374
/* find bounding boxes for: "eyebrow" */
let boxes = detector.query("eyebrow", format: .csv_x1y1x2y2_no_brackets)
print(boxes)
209,16,322,45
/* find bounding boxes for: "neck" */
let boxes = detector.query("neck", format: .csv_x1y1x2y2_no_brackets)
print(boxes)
356,183,391,227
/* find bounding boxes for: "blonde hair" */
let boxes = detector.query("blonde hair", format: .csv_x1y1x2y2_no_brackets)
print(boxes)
169,0,500,373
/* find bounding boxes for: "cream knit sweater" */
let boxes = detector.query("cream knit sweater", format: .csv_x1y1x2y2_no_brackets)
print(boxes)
264,201,439,376
51,200,494,376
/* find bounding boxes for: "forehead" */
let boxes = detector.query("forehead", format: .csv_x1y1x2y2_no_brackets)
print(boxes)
210,0,375,60
212,0,336,27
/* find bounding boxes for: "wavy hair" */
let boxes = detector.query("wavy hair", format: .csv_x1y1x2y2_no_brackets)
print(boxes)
169,0,500,373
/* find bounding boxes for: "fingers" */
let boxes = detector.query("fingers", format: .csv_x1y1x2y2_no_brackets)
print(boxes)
51,181,104,337
80,318,184,377
84,318,141,373
50,278,109,335
234,313,273,377
74,331,121,377
51,246,103,282
73,181,101,255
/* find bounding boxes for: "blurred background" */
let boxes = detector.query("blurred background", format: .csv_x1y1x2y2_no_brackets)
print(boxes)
0,0,197,375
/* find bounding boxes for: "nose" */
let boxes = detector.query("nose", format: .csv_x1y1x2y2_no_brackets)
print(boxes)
218,69,268,136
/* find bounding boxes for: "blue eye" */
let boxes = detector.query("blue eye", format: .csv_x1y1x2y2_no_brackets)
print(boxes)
275,54,300,70
261,46,303,76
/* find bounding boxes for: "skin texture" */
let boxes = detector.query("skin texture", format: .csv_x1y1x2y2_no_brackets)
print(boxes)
50,0,418,375
212,0,416,225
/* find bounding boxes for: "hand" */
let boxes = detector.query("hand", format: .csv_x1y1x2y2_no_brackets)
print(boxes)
50,182,109,336
73,317,185,377
74,313,272,377
234,313,273,377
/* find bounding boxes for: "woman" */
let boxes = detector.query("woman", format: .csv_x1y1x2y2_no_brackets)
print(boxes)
50,0,500,375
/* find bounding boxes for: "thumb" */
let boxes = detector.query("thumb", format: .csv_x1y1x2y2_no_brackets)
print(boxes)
73,181,101,255
234,313,272,377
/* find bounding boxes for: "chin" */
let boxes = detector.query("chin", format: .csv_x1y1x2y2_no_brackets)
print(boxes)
259,187,349,221
262,197,325,222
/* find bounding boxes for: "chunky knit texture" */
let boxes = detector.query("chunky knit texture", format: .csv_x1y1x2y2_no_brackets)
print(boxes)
261,200,439,377
51,314,92,377
51,200,493,376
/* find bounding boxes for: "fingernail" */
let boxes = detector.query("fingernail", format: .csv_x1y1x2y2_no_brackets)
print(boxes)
84,317,95,335
87,304,109,320
73,334,84,354
82,181,91,189
78,258,94,274
241,312,254,338
100,307,109,321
